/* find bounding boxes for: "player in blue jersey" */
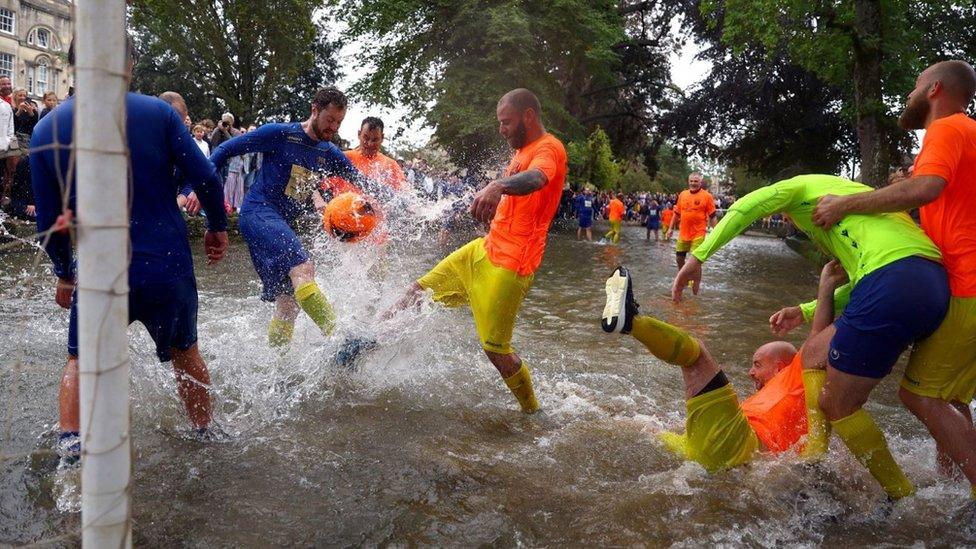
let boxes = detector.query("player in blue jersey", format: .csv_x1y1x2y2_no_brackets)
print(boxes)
209,87,392,349
32,40,230,467
575,188,594,241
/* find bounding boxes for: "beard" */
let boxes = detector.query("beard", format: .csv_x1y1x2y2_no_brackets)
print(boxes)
509,120,528,149
899,96,930,130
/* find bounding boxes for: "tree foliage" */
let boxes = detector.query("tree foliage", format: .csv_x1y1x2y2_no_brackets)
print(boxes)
341,0,686,171
696,0,971,186
130,0,341,124
568,127,621,190
652,141,692,194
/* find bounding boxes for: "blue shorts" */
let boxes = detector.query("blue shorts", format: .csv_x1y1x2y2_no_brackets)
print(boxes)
578,212,593,229
68,276,199,362
646,219,661,230
829,256,949,379
239,202,310,302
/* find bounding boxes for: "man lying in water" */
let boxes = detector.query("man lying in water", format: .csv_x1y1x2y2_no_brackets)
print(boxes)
601,262,847,472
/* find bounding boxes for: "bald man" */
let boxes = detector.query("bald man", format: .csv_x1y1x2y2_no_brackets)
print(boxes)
387,88,568,413
814,59,976,497
601,261,847,471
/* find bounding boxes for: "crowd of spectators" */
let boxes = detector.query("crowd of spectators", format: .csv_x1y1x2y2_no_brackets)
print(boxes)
0,74,61,222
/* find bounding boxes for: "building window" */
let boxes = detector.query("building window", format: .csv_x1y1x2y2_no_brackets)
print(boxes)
27,60,48,96
28,28,52,49
0,9,13,35
0,53,13,80
34,61,47,95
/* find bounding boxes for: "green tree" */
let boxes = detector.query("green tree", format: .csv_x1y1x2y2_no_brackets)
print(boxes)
699,0,964,187
652,142,691,194
342,1,697,174
618,159,659,193
130,0,341,124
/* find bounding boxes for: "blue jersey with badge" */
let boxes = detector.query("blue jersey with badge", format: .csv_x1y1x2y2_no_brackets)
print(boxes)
575,194,594,219
31,93,228,287
209,123,360,221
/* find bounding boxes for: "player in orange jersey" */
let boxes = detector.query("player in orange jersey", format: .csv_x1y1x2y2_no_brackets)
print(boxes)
385,88,567,413
666,172,716,268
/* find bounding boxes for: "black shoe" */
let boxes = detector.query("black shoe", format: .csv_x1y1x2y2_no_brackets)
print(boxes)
602,266,639,334
334,337,377,370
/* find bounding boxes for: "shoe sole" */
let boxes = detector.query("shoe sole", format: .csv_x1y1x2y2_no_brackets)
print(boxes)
602,268,629,333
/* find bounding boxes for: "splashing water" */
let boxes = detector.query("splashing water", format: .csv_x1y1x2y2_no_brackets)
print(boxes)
4,213,976,545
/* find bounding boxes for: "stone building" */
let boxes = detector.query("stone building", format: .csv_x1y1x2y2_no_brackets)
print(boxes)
0,0,72,100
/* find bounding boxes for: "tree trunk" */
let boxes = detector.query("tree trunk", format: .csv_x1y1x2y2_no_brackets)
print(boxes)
851,0,890,187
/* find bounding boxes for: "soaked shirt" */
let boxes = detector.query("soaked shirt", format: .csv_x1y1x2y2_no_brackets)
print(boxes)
209,123,361,222
31,93,228,286
740,354,807,453
693,174,942,320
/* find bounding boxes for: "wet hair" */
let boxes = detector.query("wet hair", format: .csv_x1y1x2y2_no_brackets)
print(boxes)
312,86,348,111
498,88,542,117
927,60,976,105
361,116,384,132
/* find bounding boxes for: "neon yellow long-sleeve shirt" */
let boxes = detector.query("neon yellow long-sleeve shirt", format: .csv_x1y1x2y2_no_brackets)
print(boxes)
692,175,942,321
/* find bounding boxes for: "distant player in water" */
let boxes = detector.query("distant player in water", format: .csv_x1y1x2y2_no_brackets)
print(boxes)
385,88,567,413
666,172,716,268
604,193,625,243
602,262,844,471
209,87,390,349
575,188,594,241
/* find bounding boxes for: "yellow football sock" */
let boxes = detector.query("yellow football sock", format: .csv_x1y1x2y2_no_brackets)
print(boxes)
294,281,336,336
268,318,295,347
971,484,976,500
629,315,701,367
800,369,830,461
832,409,914,499
504,363,540,413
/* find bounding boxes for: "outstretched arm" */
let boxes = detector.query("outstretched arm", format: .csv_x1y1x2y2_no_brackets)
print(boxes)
812,175,945,228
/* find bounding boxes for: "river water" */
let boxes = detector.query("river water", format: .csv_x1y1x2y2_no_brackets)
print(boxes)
2,220,974,546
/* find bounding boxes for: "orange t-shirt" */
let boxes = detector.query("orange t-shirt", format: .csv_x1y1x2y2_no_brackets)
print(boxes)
740,354,807,453
608,199,625,221
484,133,568,276
674,189,716,241
661,208,674,227
912,113,976,297
344,149,406,191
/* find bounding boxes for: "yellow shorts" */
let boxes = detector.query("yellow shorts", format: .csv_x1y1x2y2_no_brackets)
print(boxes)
675,237,705,253
658,384,758,472
417,238,533,355
903,296,976,403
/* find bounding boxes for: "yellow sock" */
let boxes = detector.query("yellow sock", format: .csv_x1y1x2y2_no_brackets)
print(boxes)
504,363,540,413
800,369,830,461
971,484,976,500
832,409,914,499
294,281,336,336
268,318,295,347
629,315,701,366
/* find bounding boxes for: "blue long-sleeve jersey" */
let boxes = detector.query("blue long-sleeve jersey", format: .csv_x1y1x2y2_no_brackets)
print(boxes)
31,93,228,286
209,122,378,221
